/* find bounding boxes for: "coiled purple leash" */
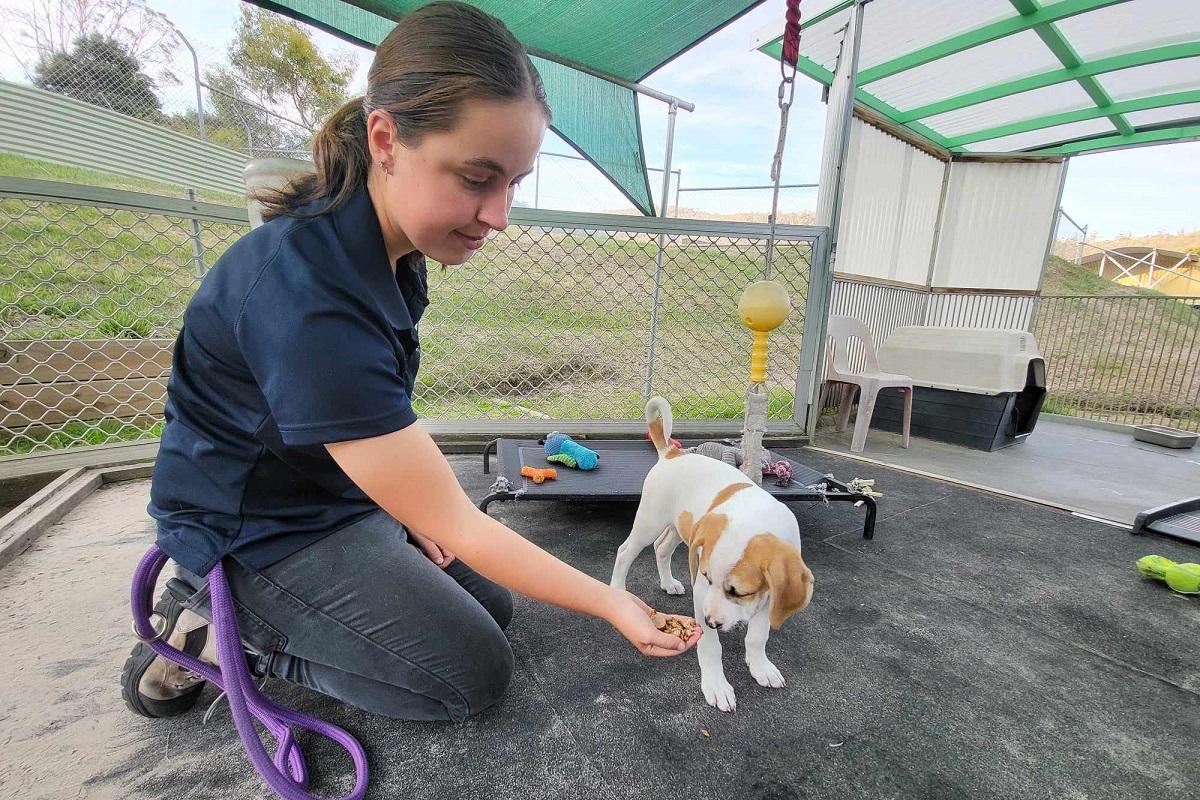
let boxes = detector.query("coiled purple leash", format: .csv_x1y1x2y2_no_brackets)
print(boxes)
131,546,369,800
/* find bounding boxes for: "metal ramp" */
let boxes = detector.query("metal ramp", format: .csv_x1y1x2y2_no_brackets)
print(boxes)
1132,497,1200,546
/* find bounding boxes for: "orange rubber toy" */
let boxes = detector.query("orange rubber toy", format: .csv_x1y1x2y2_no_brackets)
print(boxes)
521,465,558,484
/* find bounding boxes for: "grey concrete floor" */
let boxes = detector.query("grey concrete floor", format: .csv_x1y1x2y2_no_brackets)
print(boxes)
810,414,1200,526
2,449,1198,800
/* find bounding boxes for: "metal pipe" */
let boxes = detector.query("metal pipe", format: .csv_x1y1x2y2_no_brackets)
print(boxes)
187,188,206,278
645,100,680,399
677,183,818,192
172,27,206,139
805,0,867,438
527,47,695,112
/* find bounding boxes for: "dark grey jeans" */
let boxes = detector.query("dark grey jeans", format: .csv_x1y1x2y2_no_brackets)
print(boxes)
211,509,514,722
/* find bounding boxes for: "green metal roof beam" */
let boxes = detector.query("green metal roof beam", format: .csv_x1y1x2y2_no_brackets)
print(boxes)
1007,1,1134,135
1032,122,1200,155
944,89,1200,147
856,0,1131,86
894,41,1200,122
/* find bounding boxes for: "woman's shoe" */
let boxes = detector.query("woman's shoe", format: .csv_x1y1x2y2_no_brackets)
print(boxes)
120,590,212,717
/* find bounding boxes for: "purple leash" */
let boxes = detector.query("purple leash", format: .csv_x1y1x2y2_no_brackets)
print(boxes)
131,546,369,800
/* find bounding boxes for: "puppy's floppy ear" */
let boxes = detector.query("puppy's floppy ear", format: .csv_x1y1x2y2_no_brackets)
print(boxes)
686,512,728,584
764,545,813,629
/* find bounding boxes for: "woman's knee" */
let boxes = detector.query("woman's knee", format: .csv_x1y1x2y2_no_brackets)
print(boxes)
483,585,514,631
447,627,514,721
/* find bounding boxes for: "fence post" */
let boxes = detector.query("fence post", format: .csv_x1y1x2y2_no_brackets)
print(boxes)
187,189,206,278
644,100,679,400
534,152,541,209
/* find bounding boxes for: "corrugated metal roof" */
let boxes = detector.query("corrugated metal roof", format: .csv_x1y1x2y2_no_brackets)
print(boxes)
758,0,1200,157
965,117,1116,151
924,82,1095,137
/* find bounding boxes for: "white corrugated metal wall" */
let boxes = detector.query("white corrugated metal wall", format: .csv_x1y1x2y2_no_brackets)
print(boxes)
836,117,947,285
931,160,1066,291
826,116,1064,381
0,80,249,197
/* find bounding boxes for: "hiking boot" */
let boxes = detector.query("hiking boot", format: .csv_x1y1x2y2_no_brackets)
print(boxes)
121,589,215,718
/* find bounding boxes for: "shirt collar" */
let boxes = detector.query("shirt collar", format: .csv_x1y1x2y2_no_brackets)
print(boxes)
329,186,420,330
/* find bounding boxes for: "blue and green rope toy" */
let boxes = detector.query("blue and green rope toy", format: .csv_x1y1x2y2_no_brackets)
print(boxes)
544,432,599,470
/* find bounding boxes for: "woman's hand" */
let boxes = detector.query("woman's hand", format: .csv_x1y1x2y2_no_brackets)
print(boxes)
407,528,456,569
605,588,702,657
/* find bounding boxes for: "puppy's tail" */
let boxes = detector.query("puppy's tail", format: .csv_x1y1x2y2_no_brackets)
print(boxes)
646,396,676,459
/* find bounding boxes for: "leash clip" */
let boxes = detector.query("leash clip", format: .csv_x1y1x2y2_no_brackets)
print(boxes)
132,612,167,643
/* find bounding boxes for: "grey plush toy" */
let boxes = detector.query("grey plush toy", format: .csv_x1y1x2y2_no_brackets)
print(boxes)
685,441,745,466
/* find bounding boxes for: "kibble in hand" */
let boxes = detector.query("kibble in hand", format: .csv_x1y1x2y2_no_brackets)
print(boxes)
649,609,697,642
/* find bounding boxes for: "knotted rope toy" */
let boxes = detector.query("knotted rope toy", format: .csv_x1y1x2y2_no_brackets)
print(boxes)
544,432,599,470
762,459,793,487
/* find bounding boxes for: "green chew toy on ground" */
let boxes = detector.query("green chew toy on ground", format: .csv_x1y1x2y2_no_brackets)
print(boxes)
1137,555,1200,594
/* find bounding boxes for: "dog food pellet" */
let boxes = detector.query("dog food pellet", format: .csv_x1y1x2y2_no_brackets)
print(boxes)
649,609,697,642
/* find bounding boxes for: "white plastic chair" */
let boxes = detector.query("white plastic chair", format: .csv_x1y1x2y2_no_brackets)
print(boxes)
820,315,913,453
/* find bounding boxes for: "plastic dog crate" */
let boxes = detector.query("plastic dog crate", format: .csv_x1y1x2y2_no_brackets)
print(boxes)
871,327,1047,451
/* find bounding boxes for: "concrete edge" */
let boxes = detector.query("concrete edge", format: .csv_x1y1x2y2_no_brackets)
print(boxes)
804,445,1132,529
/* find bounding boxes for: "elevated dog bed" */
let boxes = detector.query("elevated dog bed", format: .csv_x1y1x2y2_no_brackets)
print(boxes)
480,438,877,539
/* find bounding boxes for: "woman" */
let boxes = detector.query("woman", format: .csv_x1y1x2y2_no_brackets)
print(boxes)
122,1,697,724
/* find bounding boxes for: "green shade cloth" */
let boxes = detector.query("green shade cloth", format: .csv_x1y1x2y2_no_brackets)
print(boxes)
249,0,764,214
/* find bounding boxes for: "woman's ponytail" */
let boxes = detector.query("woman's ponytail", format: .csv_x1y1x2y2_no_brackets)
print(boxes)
252,97,372,222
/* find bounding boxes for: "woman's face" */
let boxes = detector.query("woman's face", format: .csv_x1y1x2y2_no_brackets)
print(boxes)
368,97,547,266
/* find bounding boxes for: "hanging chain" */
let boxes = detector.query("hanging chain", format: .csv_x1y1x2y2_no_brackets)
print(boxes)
765,1,801,281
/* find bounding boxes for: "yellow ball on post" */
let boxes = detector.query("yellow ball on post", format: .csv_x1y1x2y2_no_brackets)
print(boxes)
738,280,791,383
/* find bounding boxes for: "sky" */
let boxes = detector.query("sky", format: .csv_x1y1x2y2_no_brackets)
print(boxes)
5,0,1199,238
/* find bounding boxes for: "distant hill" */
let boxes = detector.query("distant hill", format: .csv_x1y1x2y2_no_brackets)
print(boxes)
1040,254,1154,297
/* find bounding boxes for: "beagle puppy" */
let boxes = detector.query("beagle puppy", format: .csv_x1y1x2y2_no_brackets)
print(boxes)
610,397,814,712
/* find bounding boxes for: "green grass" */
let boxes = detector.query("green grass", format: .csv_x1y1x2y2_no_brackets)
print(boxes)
0,418,164,457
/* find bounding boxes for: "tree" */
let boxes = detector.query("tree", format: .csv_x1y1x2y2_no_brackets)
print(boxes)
0,0,176,82
33,33,161,120
212,6,355,133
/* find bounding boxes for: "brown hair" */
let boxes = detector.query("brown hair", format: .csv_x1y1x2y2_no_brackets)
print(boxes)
256,1,551,222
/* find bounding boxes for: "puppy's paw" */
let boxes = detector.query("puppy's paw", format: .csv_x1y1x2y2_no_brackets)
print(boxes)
747,657,786,689
660,578,685,595
702,673,737,712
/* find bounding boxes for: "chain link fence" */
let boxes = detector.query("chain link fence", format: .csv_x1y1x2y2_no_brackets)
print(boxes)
0,180,821,456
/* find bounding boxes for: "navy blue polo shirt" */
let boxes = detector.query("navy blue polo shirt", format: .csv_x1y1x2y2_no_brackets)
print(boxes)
149,187,428,576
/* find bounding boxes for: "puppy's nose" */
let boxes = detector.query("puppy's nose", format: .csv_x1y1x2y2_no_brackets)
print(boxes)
705,616,723,630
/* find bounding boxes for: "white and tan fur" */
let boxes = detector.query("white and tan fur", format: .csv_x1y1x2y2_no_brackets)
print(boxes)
610,397,814,712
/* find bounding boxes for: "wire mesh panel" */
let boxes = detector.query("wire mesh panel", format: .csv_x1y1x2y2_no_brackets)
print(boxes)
0,182,247,455
415,215,816,423
1033,295,1200,432
1,184,825,457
